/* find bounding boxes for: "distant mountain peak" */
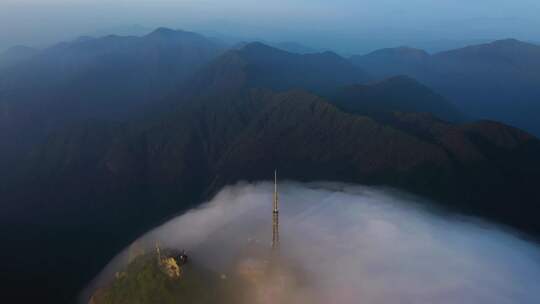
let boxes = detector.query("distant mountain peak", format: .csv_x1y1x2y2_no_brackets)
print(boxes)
491,38,523,46
145,27,201,40
319,50,342,59
142,28,221,47
149,27,178,36
368,46,429,58
485,38,540,50
241,41,285,53
2,45,37,55
433,38,540,59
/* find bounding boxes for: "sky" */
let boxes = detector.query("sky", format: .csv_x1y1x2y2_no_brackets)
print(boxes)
1,0,540,54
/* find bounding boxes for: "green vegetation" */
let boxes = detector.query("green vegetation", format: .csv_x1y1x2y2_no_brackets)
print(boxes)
91,253,244,304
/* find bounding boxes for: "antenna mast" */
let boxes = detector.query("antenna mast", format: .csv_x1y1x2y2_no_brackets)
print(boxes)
273,170,279,213
272,170,280,250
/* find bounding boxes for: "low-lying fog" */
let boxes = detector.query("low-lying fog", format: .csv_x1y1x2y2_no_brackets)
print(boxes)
85,182,540,303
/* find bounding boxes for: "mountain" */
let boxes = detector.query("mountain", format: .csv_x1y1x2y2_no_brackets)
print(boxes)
87,24,153,38
227,38,319,54
187,42,370,96
1,27,225,102
0,28,225,170
327,75,464,122
350,47,429,77
0,45,38,68
350,39,540,136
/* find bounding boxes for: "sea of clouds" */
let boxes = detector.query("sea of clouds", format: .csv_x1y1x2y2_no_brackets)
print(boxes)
84,181,540,304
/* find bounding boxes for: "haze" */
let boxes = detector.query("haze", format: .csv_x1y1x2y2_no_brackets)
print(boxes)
2,0,540,54
85,182,540,303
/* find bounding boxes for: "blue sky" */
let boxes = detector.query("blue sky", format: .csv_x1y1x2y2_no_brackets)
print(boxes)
1,0,539,54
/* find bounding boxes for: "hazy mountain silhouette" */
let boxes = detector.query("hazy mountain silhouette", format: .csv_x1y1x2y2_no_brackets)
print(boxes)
351,39,540,136
327,75,464,122
0,28,224,170
0,45,38,68
188,42,370,95
87,24,153,38
350,46,430,77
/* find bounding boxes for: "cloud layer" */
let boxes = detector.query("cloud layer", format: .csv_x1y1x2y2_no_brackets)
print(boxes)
86,181,540,303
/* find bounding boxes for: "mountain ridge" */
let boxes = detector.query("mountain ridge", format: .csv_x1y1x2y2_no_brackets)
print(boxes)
350,38,540,136
0,28,226,169
327,75,464,122
184,41,370,96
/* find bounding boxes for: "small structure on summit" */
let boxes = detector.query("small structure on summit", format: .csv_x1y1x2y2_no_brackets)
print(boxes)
155,242,189,279
175,250,189,265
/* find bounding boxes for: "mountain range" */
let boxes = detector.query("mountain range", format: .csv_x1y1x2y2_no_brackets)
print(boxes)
351,39,540,136
0,28,224,172
1,28,540,303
